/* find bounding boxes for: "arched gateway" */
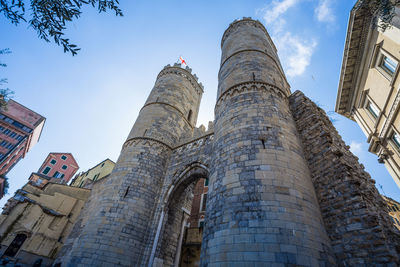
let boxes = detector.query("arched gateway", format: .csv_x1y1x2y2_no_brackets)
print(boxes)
56,18,400,267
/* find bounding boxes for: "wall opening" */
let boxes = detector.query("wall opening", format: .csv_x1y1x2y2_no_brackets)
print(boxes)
3,233,28,257
188,110,193,122
154,165,209,267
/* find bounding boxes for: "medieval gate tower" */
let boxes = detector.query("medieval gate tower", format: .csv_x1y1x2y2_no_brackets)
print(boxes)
57,18,400,266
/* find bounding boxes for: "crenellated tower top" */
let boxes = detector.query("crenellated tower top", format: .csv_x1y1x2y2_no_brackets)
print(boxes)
159,63,204,95
221,17,277,53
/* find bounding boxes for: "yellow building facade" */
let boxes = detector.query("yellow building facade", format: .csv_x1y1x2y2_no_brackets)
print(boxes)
0,182,90,266
382,195,400,230
70,159,115,188
336,2,400,187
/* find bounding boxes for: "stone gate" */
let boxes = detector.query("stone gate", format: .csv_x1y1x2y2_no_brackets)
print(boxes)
56,18,400,266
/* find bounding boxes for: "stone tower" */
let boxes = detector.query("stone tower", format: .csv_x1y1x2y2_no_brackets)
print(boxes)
59,65,204,266
201,18,335,265
55,18,400,267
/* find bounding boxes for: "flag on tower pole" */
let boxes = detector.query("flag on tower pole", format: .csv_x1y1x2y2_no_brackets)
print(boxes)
179,56,187,66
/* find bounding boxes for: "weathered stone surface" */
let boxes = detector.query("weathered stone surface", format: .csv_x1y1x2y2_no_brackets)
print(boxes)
55,18,400,267
201,18,335,266
289,90,400,266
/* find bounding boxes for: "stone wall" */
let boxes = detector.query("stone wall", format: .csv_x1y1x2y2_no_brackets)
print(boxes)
289,90,400,266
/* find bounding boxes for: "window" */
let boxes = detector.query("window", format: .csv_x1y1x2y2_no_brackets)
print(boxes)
380,55,398,76
50,159,57,165
365,100,380,119
3,129,10,135
42,166,51,175
187,110,193,122
101,163,105,167
0,140,7,147
204,178,209,187
391,132,400,150
375,49,399,80
53,171,63,178
200,193,207,212
6,143,14,149
62,165,68,170
61,155,67,160
3,233,27,257
199,220,204,228
93,173,100,181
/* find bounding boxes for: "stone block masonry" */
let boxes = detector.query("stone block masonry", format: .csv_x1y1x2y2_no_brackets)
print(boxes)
201,18,335,266
55,18,400,267
289,90,400,266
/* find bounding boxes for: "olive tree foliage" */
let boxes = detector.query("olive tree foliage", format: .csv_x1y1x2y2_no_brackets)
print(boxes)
0,49,14,110
361,0,400,31
0,0,123,55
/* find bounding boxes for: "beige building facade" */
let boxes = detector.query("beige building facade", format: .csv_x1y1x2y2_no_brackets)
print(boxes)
70,158,115,188
383,195,400,230
0,182,90,266
336,2,400,187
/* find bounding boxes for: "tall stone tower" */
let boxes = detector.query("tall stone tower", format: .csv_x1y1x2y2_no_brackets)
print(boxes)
201,18,335,265
60,65,203,266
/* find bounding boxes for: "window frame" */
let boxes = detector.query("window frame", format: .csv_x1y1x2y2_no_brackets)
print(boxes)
61,164,68,170
389,128,400,155
363,96,380,121
199,193,207,212
42,166,51,175
50,159,57,165
61,155,67,160
375,48,399,81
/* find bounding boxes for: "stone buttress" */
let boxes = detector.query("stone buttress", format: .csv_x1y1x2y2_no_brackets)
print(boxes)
201,18,336,266
58,64,203,266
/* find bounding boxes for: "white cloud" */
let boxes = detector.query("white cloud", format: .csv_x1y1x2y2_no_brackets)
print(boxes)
259,0,317,77
315,0,335,23
263,0,300,25
274,32,317,77
350,141,363,156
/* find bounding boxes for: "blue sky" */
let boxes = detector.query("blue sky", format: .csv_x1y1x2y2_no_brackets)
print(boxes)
0,0,399,207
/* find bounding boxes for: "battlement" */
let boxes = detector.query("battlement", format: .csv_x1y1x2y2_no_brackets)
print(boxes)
177,121,214,147
221,17,277,53
159,63,204,94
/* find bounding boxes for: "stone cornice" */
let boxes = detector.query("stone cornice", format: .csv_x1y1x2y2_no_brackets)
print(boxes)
336,2,372,119
215,81,289,109
221,18,277,53
123,137,172,151
174,132,214,150
157,65,204,95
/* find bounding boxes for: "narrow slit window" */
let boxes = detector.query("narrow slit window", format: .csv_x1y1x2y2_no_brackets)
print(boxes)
188,110,193,122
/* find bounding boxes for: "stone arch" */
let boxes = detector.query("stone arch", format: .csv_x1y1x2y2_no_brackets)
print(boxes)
152,162,209,267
